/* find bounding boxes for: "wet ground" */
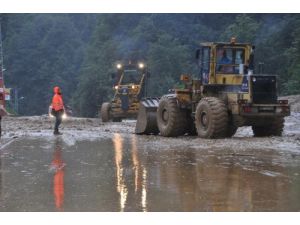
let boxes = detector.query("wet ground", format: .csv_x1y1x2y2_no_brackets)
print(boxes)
1,95,300,211
0,129,300,211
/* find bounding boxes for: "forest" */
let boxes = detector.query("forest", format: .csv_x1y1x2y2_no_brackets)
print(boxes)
1,14,300,117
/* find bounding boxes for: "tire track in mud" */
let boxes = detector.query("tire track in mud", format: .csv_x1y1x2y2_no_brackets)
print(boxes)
0,137,18,150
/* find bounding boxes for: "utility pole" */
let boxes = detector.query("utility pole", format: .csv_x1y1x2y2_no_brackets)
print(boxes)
0,22,4,81
14,88,18,114
0,21,5,106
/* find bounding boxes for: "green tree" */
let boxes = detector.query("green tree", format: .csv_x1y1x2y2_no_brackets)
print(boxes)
221,14,261,42
2,14,96,115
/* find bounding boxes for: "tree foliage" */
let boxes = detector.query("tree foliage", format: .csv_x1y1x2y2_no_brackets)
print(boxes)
1,14,300,116
221,14,261,42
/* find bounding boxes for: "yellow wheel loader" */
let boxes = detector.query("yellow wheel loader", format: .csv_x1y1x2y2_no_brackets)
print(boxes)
100,62,149,122
135,38,290,138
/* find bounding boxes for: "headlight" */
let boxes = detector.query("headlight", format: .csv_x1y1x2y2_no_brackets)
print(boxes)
116,64,122,69
138,63,144,69
114,85,119,90
62,113,67,120
132,85,136,89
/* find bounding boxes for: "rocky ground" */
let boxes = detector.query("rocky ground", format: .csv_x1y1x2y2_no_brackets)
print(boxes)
1,95,300,153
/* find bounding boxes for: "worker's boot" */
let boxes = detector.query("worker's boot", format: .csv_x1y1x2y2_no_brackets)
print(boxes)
54,129,63,135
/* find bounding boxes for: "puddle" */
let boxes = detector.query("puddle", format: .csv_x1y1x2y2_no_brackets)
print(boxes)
0,134,300,211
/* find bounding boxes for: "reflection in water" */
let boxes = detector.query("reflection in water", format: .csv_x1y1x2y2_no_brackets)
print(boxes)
157,149,292,211
131,135,148,212
113,133,128,212
50,140,66,211
141,167,147,211
131,135,139,193
0,136,299,212
112,134,148,212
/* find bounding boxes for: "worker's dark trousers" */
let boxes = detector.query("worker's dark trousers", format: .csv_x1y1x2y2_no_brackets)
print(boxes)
53,110,63,133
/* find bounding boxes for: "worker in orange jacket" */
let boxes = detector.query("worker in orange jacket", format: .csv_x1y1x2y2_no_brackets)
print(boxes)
50,86,65,135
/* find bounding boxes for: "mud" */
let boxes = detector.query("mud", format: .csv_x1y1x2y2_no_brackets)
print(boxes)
1,111,300,153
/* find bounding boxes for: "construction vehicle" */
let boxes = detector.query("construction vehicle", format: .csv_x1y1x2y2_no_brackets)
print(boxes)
100,61,149,122
135,38,290,138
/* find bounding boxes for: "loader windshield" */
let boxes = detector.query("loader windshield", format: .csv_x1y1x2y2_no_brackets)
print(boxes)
121,69,143,85
216,48,245,74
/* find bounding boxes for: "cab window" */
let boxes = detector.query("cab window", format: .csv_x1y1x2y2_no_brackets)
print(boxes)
120,69,142,85
216,48,245,74
201,47,210,84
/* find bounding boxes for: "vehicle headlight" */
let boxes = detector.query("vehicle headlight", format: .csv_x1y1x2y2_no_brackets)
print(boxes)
138,63,144,69
132,85,136,89
114,85,119,90
116,64,122,69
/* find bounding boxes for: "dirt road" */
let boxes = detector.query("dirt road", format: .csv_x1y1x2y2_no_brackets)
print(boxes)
0,112,300,151
1,95,300,153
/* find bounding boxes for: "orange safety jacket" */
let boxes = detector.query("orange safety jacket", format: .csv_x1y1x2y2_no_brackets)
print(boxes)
51,87,64,111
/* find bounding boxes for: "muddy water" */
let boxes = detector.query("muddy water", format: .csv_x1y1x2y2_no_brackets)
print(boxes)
0,134,299,211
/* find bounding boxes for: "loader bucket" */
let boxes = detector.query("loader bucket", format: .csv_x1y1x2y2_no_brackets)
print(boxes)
135,98,160,134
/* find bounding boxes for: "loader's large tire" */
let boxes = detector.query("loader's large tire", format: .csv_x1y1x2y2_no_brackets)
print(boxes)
157,96,188,137
252,117,284,137
186,115,197,136
195,97,229,139
100,102,111,122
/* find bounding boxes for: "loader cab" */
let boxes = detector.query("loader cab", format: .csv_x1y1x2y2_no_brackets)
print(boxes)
196,39,254,86
120,65,143,85
216,47,245,74
114,62,146,87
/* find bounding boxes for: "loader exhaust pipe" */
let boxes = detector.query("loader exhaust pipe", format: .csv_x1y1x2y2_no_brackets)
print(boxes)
135,98,160,134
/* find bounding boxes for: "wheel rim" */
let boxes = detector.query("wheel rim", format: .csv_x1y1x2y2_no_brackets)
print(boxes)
200,111,208,129
162,108,169,123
